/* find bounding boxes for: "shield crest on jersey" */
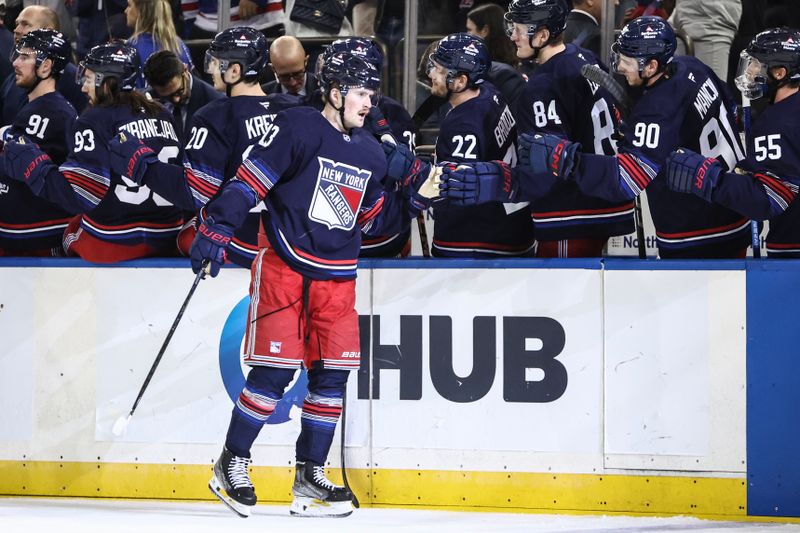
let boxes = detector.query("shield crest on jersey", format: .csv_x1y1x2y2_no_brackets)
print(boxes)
308,157,372,230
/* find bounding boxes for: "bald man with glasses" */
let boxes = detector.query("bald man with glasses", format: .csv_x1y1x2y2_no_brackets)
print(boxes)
261,35,318,101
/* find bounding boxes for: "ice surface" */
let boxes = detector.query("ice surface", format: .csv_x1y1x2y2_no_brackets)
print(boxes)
1,498,799,533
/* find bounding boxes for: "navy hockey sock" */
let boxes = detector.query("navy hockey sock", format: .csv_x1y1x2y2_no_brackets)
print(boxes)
295,368,349,464
225,366,296,458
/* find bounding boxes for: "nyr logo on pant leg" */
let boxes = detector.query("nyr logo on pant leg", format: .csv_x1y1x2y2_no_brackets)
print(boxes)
308,157,372,230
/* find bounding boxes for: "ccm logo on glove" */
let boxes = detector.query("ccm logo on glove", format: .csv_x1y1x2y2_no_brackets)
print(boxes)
550,141,568,176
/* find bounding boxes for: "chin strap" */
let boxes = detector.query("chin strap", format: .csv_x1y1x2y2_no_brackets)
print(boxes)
26,77,42,95
444,71,474,99
766,71,792,103
528,38,543,61
326,90,350,133
222,64,245,97
527,27,559,61
25,64,52,95
225,77,244,97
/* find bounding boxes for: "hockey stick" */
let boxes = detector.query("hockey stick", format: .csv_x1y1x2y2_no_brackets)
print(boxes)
339,388,360,508
741,95,761,258
413,146,437,258
411,94,447,131
416,213,431,258
580,64,634,118
112,263,208,436
411,92,445,260
580,64,647,259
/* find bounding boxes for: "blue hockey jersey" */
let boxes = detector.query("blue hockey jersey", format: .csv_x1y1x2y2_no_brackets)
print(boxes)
218,107,413,280
359,95,416,258
711,91,800,257
30,104,184,249
516,44,634,240
0,92,77,253
143,93,303,267
573,56,750,255
433,85,535,258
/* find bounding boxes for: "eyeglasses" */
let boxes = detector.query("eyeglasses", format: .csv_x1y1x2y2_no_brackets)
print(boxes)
155,72,187,103
275,70,305,83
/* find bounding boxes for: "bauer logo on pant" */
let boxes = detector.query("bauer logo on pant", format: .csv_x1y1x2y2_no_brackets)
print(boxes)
308,157,372,231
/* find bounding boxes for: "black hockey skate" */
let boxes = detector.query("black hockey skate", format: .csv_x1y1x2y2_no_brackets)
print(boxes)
289,461,354,518
208,447,256,518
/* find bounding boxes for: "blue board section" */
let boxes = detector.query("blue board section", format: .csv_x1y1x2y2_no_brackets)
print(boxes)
746,260,800,517
604,258,745,271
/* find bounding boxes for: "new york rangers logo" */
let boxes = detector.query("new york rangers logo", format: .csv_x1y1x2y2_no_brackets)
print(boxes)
308,157,372,230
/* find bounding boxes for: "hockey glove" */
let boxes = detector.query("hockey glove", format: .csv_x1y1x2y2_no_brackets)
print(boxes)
189,215,233,277
403,159,443,211
382,140,417,182
365,106,396,144
2,136,52,195
0,125,12,150
664,148,722,202
439,161,516,206
518,133,581,179
108,132,159,185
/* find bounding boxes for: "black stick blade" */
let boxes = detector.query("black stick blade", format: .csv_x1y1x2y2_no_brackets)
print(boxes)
580,63,633,118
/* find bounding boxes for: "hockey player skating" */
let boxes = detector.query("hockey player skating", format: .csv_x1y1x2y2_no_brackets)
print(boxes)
2,42,184,262
0,29,77,256
108,27,302,268
663,27,800,257
115,52,435,518
445,16,751,258
504,0,634,257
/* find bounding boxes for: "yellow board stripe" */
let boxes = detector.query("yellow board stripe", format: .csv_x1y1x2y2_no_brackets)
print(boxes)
0,459,794,523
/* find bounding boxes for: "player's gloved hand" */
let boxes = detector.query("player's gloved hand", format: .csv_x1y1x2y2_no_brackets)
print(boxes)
108,132,158,185
402,159,443,211
0,125,13,150
439,161,516,206
518,133,581,179
382,140,417,182
2,135,51,195
664,148,722,202
611,105,626,143
365,106,396,144
189,215,233,277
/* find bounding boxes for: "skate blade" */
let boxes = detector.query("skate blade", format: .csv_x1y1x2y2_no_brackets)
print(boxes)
208,476,252,518
289,496,353,518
